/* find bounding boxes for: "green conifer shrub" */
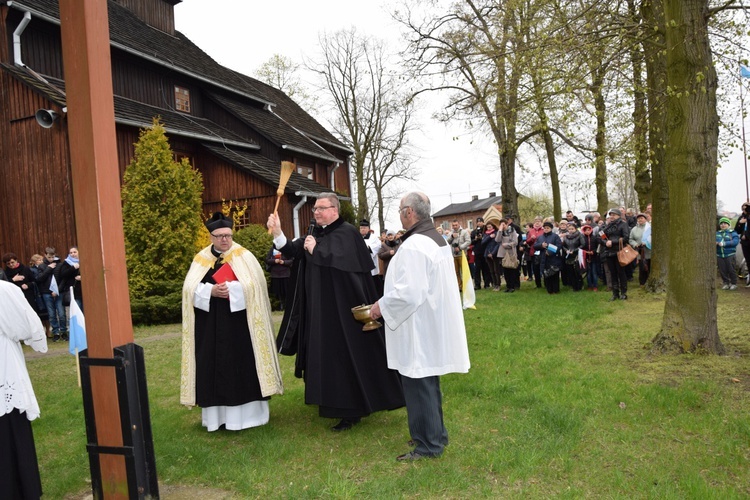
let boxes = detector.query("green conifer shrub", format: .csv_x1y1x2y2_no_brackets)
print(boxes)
121,118,204,324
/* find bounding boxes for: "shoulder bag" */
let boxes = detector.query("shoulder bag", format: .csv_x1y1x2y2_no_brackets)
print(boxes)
617,238,637,267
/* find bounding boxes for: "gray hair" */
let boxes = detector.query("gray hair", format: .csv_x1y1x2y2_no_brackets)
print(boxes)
403,192,431,220
316,192,340,209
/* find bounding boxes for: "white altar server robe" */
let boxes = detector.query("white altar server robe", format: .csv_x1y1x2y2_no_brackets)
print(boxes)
379,233,470,379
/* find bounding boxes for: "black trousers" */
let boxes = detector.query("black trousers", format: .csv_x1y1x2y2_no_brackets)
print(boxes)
544,270,560,294
502,266,521,290
605,255,628,296
401,375,448,457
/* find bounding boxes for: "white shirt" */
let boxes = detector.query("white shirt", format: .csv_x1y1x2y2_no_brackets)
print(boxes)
0,281,47,421
363,234,382,276
379,233,470,378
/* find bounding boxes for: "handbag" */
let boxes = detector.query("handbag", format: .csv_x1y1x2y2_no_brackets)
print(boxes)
543,265,560,278
617,239,638,267
502,250,519,269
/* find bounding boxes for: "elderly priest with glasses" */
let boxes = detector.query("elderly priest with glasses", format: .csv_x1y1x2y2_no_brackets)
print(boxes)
181,212,283,432
267,192,404,432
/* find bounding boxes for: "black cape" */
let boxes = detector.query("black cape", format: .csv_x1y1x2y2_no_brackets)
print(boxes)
276,217,404,418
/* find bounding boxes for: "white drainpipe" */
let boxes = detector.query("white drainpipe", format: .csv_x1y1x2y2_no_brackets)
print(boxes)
13,9,31,67
292,195,308,240
330,162,340,191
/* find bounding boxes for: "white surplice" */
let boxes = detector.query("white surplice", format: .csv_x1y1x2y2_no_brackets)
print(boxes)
0,281,48,421
379,234,470,379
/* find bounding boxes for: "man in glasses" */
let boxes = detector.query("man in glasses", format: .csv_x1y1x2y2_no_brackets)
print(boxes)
370,192,470,461
181,212,283,432
268,192,404,432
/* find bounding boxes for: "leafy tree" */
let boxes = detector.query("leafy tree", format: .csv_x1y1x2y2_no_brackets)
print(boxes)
121,118,204,303
254,54,318,112
310,28,417,227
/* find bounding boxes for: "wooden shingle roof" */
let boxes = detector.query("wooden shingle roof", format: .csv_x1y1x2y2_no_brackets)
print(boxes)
0,63,258,149
201,143,332,196
6,0,349,155
432,196,503,218
206,91,338,162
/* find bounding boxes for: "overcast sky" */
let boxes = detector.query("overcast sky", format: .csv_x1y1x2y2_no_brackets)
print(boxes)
174,0,750,231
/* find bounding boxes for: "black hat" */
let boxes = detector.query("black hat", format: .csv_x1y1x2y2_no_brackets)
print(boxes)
476,217,484,222
543,221,554,228
205,212,233,232
359,219,370,227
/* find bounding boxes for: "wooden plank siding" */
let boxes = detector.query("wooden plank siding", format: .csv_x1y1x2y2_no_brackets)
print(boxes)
15,17,65,79
0,71,76,261
112,0,177,35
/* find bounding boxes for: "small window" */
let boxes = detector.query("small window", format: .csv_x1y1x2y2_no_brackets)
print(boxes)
297,166,313,180
230,204,251,230
175,86,191,113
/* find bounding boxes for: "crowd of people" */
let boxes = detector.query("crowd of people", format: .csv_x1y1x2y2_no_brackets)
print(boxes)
374,203,750,301
1,246,83,341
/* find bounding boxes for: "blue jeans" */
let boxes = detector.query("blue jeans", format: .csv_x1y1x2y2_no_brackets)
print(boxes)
586,258,599,288
43,293,66,334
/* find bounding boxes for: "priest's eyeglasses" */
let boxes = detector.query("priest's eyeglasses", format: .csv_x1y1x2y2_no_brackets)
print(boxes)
211,233,233,240
311,206,335,213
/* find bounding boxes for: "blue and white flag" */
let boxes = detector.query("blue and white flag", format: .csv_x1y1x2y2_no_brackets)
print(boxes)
49,275,59,295
68,288,87,354
741,64,750,79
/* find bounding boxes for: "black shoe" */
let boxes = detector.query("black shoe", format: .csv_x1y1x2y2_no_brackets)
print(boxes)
61,333,69,341
504,288,512,293
508,288,516,293
332,417,360,432
52,335,60,342
397,450,432,462
620,294,627,300
609,295,619,302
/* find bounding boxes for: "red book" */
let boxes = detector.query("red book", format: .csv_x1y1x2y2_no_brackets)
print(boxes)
212,262,237,284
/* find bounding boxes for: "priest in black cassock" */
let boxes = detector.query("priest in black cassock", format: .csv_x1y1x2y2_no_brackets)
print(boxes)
181,212,283,432
268,193,404,431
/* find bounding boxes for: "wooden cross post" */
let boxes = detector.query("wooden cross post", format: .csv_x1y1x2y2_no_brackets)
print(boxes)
59,0,135,496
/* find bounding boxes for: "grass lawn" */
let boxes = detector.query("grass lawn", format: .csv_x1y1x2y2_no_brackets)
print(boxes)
25,280,750,498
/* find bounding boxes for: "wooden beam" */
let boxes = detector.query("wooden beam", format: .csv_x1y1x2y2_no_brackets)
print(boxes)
59,0,135,497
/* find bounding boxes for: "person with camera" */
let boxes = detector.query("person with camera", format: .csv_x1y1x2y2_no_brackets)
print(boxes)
735,203,750,287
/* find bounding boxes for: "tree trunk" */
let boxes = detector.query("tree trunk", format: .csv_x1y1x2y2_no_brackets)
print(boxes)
653,0,724,354
542,128,561,220
591,70,609,215
642,0,669,293
628,0,651,210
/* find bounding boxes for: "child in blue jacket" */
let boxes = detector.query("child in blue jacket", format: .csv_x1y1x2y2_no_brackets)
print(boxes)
716,217,739,290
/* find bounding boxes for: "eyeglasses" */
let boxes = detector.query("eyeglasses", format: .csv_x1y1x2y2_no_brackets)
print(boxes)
399,206,411,214
311,206,335,213
211,233,233,240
